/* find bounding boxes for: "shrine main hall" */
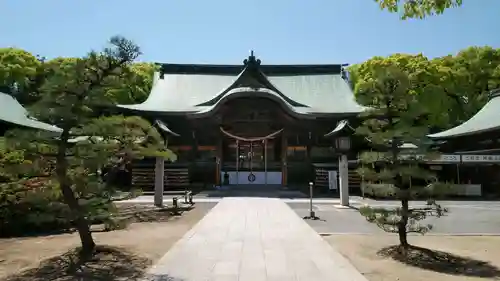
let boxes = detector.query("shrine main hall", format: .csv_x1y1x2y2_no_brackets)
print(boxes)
118,52,365,203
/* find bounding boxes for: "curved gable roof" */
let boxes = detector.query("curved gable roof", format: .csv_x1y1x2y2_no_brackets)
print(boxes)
195,63,309,108
118,54,366,116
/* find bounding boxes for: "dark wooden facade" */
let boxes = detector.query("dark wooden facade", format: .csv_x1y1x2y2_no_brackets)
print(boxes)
159,98,361,188
120,54,366,190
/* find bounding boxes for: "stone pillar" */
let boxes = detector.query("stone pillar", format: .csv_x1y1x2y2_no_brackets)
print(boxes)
339,154,349,206
154,156,165,206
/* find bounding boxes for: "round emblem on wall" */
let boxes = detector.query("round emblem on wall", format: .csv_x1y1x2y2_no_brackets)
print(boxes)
248,173,256,182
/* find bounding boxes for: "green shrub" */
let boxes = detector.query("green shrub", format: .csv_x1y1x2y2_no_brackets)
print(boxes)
0,179,71,236
0,178,119,237
0,139,120,237
361,183,397,198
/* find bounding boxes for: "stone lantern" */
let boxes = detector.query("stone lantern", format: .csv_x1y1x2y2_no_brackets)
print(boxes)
335,136,351,206
335,136,351,152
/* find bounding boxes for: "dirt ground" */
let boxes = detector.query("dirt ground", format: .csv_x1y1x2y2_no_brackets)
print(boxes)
326,234,500,281
0,203,214,281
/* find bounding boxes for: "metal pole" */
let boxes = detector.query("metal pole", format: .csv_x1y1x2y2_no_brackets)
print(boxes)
236,140,239,185
303,181,319,220
309,182,313,216
264,139,268,185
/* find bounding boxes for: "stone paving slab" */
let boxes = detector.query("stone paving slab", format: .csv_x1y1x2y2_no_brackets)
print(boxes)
141,197,368,281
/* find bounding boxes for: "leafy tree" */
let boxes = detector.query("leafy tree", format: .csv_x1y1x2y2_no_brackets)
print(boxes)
355,63,447,250
104,62,157,104
0,49,155,107
349,48,500,131
350,54,453,130
0,48,45,104
375,0,463,19
430,47,500,126
2,36,173,255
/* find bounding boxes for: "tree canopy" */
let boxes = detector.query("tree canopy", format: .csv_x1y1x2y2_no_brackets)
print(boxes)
376,0,463,19
0,48,155,106
349,46,500,132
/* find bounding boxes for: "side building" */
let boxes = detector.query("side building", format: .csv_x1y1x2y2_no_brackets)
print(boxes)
117,53,366,191
428,88,500,197
0,91,62,134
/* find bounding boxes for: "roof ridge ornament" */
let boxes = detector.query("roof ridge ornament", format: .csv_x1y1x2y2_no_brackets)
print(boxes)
340,64,349,82
243,50,261,67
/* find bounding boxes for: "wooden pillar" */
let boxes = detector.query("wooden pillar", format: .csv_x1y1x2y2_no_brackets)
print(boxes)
281,130,288,186
264,139,267,185
216,133,223,186
154,156,165,206
189,130,197,188
236,140,240,185
306,132,313,184
191,130,198,161
306,131,312,162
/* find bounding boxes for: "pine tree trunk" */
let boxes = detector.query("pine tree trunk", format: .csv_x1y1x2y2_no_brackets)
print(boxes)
398,198,410,248
59,183,96,256
56,132,96,257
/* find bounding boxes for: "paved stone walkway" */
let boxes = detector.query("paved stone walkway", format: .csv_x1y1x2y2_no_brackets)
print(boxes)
142,198,367,281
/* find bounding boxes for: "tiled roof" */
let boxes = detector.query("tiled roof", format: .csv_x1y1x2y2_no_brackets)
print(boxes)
118,55,366,117
0,92,62,132
428,89,500,139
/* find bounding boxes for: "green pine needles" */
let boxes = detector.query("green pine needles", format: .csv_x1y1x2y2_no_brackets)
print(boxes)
355,63,449,249
1,36,174,255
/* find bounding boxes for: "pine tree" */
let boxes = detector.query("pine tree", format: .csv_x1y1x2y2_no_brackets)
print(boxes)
3,36,173,256
355,64,448,250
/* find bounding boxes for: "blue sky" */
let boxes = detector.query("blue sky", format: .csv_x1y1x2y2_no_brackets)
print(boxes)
1,0,498,65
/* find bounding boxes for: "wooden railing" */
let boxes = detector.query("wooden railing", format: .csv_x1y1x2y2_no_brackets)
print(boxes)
131,159,189,190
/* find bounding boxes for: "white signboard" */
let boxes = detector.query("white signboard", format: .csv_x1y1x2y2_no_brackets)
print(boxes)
462,155,500,163
401,154,461,163
364,154,500,164
425,154,461,163
328,171,338,190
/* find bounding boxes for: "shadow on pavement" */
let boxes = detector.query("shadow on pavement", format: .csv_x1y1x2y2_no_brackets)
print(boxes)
378,245,500,278
2,246,150,281
115,204,194,224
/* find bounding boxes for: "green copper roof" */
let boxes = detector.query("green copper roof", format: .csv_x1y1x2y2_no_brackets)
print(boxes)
428,89,500,139
118,54,366,116
0,92,62,132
